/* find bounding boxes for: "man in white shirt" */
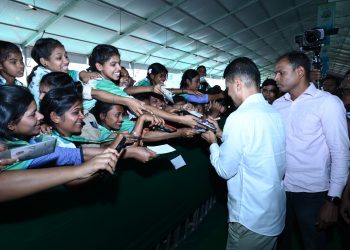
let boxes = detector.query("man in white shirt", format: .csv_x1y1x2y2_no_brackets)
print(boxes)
201,57,286,250
273,51,349,250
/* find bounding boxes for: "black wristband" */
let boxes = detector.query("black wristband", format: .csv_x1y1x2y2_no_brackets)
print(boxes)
326,196,341,206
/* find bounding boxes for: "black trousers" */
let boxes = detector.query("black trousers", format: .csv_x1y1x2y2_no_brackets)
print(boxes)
339,218,350,249
277,191,327,250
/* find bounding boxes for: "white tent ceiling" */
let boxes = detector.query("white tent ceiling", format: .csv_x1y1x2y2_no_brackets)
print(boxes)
0,0,349,80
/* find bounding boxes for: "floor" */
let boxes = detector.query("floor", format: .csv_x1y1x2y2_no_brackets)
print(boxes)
176,200,346,250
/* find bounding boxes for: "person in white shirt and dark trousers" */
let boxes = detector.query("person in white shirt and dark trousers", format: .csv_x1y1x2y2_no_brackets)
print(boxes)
201,57,286,250
273,51,350,250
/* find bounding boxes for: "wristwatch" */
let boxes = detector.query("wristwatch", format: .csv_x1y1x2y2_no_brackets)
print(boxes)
326,196,341,206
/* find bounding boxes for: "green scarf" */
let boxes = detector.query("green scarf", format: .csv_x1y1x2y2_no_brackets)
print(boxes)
51,129,115,145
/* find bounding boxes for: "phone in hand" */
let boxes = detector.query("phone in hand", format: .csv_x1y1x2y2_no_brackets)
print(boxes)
156,124,177,133
194,128,207,133
197,120,217,132
160,86,174,103
115,137,127,153
180,109,203,118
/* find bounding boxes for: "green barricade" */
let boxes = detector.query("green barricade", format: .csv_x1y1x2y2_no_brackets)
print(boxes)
0,137,224,250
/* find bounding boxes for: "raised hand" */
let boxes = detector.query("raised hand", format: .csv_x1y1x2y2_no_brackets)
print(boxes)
178,128,199,138
126,147,158,163
125,98,148,117
77,148,119,178
180,115,201,128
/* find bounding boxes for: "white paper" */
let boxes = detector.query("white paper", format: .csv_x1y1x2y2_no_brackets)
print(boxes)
147,144,176,154
170,155,186,170
0,137,57,161
127,110,137,119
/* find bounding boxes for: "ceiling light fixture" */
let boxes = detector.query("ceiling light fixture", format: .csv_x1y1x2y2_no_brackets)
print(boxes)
163,29,168,48
119,9,123,35
27,0,37,10
195,41,198,57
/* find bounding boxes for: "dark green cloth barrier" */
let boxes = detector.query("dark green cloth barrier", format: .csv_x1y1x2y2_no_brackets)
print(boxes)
0,137,225,250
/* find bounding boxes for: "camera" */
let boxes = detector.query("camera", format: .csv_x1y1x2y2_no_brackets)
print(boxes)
295,27,338,89
305,29,326,44
295,27,338,51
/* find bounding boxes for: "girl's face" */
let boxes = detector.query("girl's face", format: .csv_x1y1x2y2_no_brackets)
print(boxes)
120,67,129,78
186,75,200,90
150,72,167,85
55,101,84,137
9,101,43,138
41,46,69,73
194,104,204,114
0,52,25,80
119,76,131,88
97,55,121,81
100,105,124,131
149,96,165,109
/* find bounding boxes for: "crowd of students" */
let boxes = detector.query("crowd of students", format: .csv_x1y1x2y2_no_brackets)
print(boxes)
1,38,350,250
0,38,228,202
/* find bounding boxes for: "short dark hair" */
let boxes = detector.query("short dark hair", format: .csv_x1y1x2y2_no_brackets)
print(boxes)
276,51,310,81
27,38,65,83
180,69,199,89
91,101,120,124
196,65,206,71
173,95,186,104
322,75,340,87
0,40,22,63
39,72,83,95
262,78,277,88
132,93,150,102
31,38,64,65
223,57,260,88
261,78,278,95
207,85,222,94
40,87,82,127
0,85,34,139
344,70,350,79
40,72,74,88
88,44,120,72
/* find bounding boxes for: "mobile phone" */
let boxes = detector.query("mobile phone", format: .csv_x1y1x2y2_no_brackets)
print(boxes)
197,120,217,132
194,128,207,133
160,86,174,103
115,137,127,153
157,124,177,133
180,109,203,118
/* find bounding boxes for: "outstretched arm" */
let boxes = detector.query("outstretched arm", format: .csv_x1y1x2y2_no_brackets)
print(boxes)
124,85,163,96
91,89,147,116
144,104,200,128
0,149,119,202
142,128,198,142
